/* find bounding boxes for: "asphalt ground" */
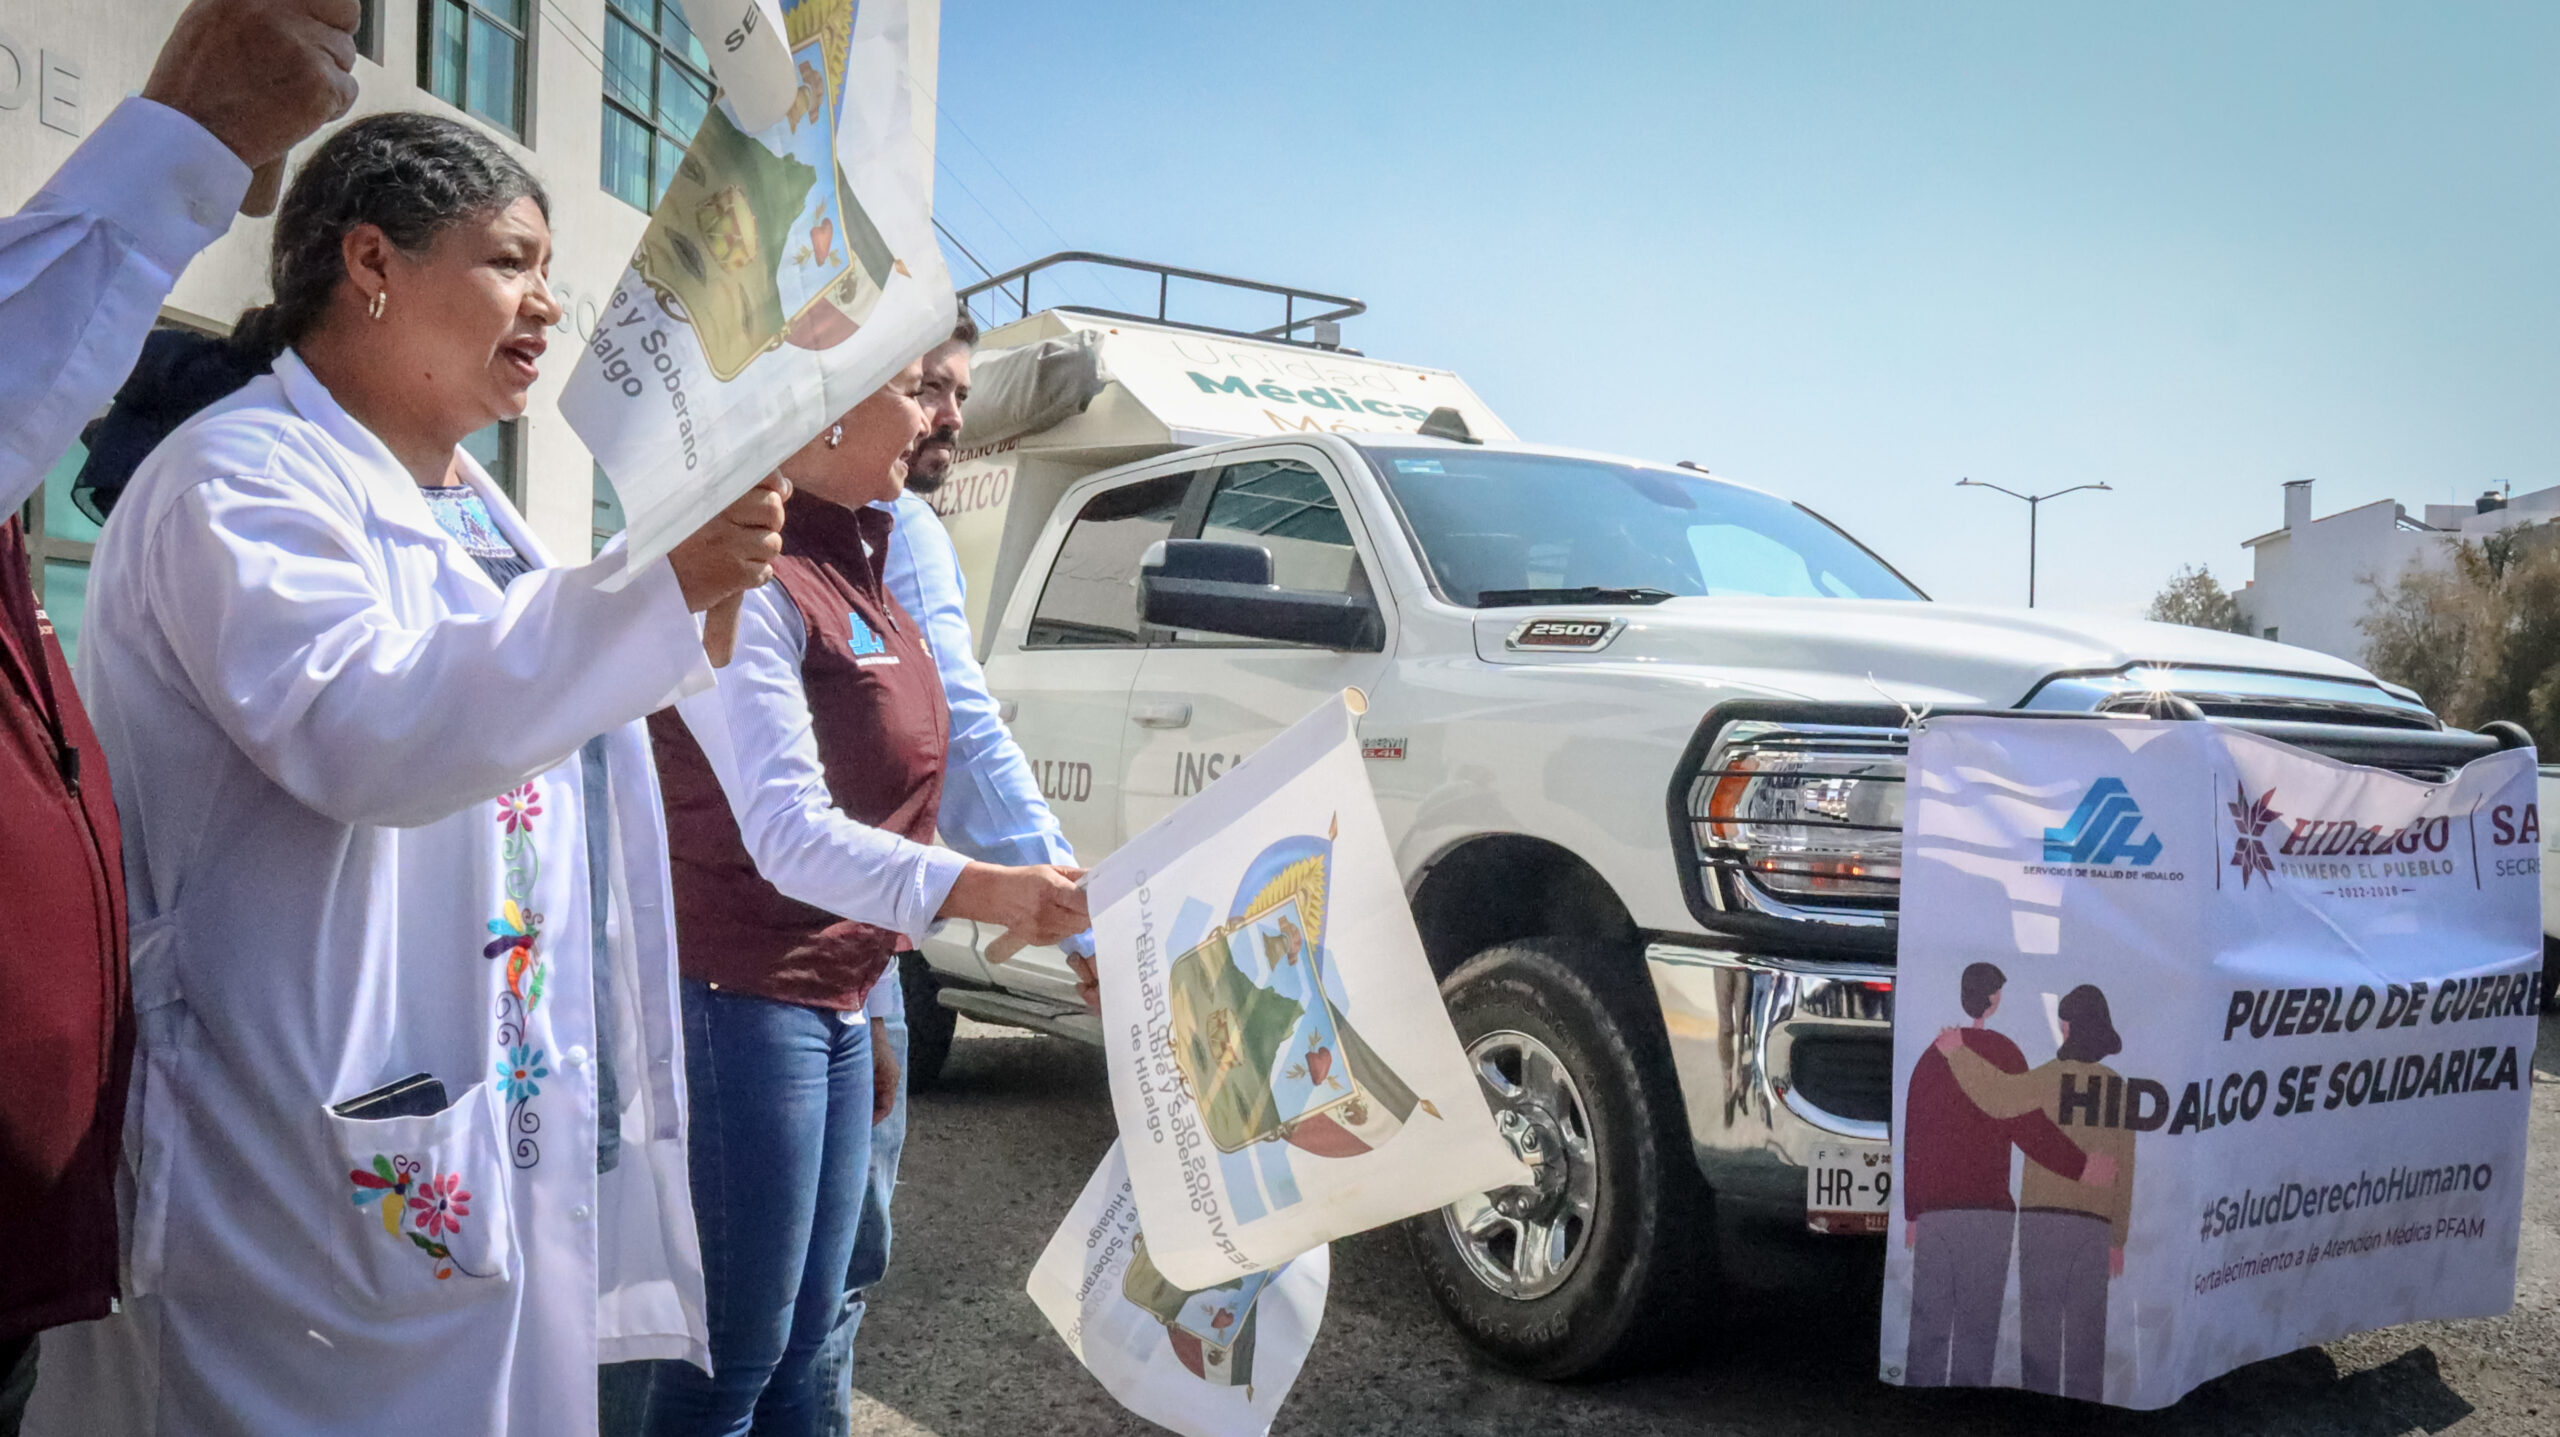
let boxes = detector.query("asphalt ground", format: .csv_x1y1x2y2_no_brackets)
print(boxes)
841,1012,2560,1437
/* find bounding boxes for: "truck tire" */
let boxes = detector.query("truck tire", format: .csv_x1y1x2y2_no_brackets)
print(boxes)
1405,938,1711,1380
900,958,958,1092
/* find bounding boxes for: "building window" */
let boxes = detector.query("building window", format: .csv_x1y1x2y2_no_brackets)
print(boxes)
600,0,714,210
463,420,522,507
18,444,99,662
356,0,383,63
593,463,626,557
2263,627,2279,642
422,0,530,138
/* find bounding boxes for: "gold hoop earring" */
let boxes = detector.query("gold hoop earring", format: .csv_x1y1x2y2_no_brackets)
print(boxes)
368,290,387,321
825,424,842,449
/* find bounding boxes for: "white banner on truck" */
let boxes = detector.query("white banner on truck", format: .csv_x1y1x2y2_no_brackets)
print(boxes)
565,0,953,585
1881,716,2540,1409
1083,690,1529,1289
1096,326,1515,445
1029,1142,1328,1437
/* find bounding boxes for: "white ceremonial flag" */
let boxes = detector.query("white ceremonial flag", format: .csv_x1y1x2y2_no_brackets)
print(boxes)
566,0,954,586
1881,716,2540,1408
1029,1143,1328,1437
676,1,799,133
1083,690,1530,1290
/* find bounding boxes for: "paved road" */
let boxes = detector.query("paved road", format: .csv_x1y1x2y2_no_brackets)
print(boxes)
844,1014,2560,1436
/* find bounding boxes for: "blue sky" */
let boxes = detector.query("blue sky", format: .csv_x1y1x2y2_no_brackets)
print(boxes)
930,1,2557,617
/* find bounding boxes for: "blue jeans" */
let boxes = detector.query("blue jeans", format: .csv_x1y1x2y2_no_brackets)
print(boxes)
814,989,909,1433
644,983,874,1437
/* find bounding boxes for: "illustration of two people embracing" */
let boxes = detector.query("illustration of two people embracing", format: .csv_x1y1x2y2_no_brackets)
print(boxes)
1902,963,2137,1400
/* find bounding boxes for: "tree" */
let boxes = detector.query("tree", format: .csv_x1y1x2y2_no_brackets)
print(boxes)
2358,520,2560,750
2357,558,2475,723
2145,565,2246,633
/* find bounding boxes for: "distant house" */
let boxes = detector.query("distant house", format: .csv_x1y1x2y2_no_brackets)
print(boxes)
2234,479,2555,664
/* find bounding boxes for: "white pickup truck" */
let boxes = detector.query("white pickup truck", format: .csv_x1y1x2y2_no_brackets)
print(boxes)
905,258,2540,1379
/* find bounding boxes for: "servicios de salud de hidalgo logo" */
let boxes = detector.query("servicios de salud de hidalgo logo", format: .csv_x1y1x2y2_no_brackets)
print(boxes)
2044,778,2163,866
2034,779,2187,881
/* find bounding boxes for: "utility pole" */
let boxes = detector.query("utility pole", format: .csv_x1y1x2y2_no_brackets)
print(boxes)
1955,479,2114,607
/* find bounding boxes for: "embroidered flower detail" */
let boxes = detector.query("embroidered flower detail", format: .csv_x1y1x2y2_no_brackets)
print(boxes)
490,782,548,1168
409,1170,471,1240
496,784,544,834
350,1155,484,1280
349,1153,421,1236
496,1044,549,1103
485,899,544,1001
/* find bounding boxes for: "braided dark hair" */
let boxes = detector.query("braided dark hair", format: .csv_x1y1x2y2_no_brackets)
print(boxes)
250,110,548,359
76,112,549,520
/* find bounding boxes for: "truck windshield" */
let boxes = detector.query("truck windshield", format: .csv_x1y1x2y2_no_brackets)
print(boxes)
1364,449,1923,606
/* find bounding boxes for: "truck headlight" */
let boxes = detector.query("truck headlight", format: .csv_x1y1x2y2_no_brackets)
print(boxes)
1690,728,1906,907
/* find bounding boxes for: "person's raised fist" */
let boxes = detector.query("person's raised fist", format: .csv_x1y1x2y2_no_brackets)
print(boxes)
144,0,361,173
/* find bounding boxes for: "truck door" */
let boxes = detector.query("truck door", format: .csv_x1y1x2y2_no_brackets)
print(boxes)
975,467,1197,1003
1122,453,1395,838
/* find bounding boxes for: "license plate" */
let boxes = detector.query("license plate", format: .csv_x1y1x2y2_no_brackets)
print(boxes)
1805,1143,1893,1234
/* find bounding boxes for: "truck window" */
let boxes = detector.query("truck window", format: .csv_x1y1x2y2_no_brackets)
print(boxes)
1025,471,1194,648
1170,459,1373,647
1365,448,1921,606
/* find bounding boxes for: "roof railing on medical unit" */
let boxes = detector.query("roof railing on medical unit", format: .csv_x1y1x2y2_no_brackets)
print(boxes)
957,251,1367,352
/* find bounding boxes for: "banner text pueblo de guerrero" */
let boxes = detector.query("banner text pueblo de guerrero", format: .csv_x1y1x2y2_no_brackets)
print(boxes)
1883,716,2538,1410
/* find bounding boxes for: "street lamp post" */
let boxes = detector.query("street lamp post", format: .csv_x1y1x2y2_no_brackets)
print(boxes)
1954,478,2114,607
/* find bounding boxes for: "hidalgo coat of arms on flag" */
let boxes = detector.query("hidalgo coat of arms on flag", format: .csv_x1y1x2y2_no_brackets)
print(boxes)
636,0,897,381
1029,1144,1327,1437
1167,821,1435,1164
1086,690,1527,1290
1120,1236,1285,1393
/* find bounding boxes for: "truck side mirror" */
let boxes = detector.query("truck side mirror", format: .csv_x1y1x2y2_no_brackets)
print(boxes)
1140,539,1384,651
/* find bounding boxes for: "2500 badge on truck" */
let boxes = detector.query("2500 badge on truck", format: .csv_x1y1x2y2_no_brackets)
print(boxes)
906,262,2520,1378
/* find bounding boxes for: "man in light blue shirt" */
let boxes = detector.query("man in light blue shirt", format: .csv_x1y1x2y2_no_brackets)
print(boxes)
813,312,1090,1428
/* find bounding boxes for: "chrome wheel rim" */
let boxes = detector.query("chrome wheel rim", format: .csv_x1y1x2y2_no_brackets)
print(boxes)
1440,1028,1598,1300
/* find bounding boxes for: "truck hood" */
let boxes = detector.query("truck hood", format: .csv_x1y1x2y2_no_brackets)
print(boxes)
1471,597,2394,709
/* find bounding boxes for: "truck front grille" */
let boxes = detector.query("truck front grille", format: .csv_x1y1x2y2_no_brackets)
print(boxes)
1788,1030,1894,1125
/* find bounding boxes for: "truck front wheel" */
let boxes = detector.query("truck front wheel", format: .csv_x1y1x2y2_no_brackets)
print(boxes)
1406,939,1710,1379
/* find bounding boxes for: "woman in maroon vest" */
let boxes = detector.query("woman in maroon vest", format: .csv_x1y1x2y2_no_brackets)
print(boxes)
644,358,1088,1432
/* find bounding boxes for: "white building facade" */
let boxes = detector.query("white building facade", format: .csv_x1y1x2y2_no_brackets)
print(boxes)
2,0,938,657
2234,477,2555,664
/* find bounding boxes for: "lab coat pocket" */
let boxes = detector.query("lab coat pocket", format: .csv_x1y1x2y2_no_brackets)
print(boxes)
324,1079,519,1305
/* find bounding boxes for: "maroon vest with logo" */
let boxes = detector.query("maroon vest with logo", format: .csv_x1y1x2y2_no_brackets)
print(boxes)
651,496,949,1010
0,516,129,1339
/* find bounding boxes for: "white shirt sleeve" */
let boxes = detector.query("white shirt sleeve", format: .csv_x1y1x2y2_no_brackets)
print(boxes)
672,581,969,947
145,471,713,829
0,98,251,511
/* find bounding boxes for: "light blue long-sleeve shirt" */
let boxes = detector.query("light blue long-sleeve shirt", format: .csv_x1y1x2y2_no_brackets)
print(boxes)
868,488,1087,1015
0,98,250,513
883,489,1075,871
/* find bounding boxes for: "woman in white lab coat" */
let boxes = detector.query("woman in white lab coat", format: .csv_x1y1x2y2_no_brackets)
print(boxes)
26,113,785,1435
